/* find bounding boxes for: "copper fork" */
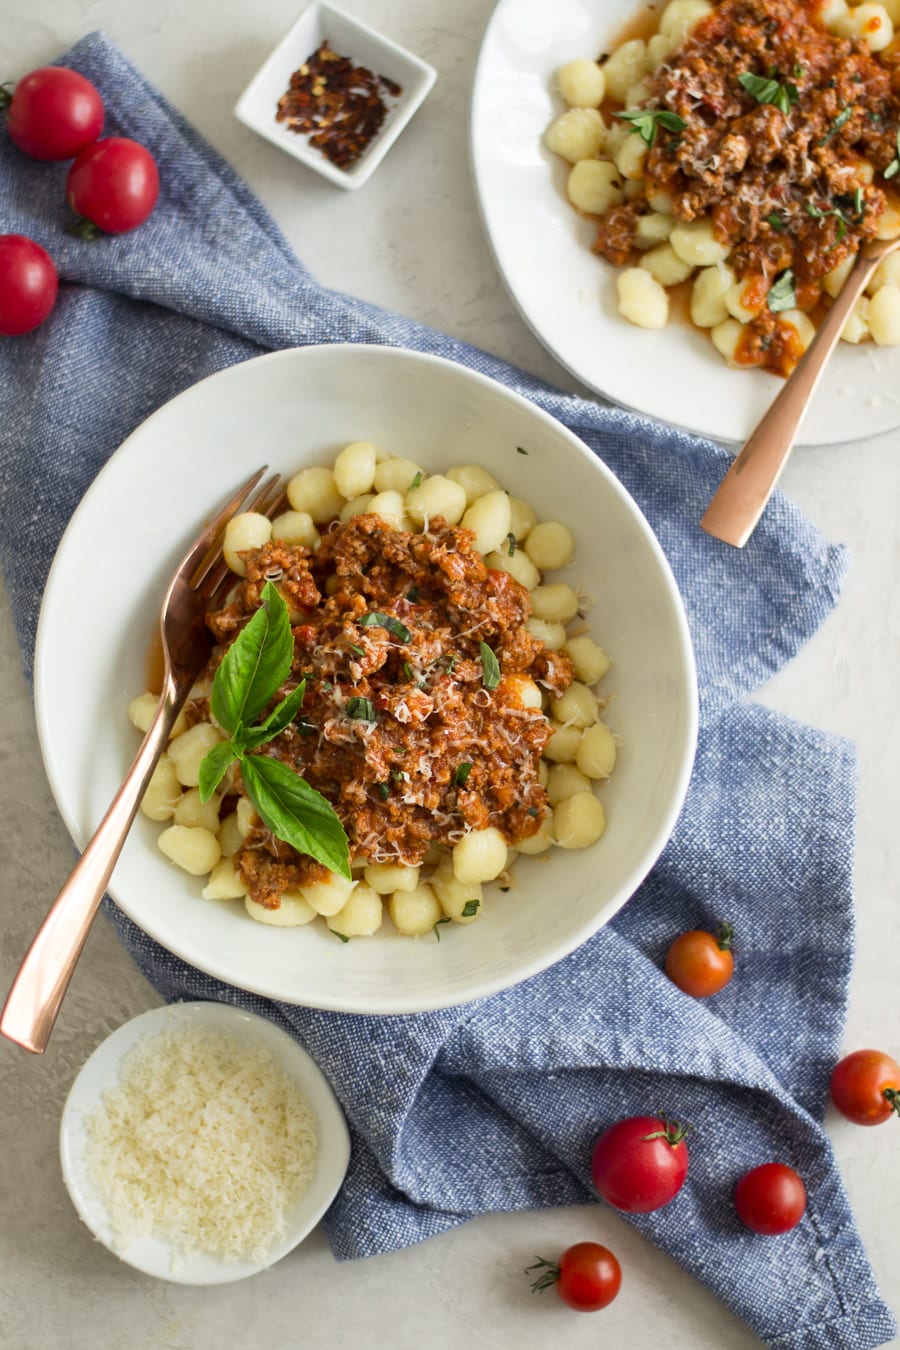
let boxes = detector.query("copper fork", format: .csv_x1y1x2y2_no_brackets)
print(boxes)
701,234,900,547
0,467,284,1054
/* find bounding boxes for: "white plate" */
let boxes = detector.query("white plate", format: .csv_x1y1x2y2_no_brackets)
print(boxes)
59,1001,350,1284
34,344,696,1014
470,0,900,445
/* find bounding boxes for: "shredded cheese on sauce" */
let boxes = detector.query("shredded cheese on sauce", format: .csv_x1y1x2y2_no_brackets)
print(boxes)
84,1026,318,1263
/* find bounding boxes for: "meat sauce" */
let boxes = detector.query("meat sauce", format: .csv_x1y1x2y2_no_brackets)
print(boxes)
594,0,900,374
197,515,574,909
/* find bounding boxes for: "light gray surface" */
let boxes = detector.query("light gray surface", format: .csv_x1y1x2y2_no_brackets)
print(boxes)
0,1,898,1347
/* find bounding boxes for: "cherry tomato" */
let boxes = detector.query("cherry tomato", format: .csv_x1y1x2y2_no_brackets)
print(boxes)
66,137,159,235
2,66,103,161
528,1242,622,1312
734,1163,806,1235
830,1049,900,1126
665,923,734,997
591,1113,690,1213
0,234,59,336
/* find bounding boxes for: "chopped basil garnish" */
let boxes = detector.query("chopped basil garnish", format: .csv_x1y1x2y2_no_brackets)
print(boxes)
884,127,900,180
506,532,516,557
347,696,377,721
407,586,420,602
738,71,799,115
198,581,350,879
402,660,416,682
359,611,411,643
766,211,785,231
615,106,687,148
516,446,529,455
767,268,796,312
332,930,350,943
479,642,501,690
432,917,452,941
410,471,422,488
461,899,480,918
454,762,473,787
348,642,365,656
819,106,853,145
377,782,390,800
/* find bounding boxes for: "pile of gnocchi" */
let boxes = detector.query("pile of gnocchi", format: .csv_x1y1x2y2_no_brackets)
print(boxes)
544,0,900,365
130,444,620,940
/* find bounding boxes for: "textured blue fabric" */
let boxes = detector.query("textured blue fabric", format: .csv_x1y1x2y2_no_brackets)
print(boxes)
0,32,894,1349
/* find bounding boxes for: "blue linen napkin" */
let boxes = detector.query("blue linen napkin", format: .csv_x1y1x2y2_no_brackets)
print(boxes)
0,32,894,1348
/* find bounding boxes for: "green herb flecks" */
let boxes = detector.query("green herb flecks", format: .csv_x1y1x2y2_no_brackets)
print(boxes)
432,917,452,941
198,582,350,878
377,782,390,800
738,71,799,116
819,106,853,146
410,471,422,488
348,642,365,656
358,611,411,643
332,930,350,943
346,696,377,722
884,126,900,180
615,106,687,148
461,899,481,918
506,532,517,557
454,762,473,788
766,211,785,231
479,642,501,690
516,445,529,455
767,267,797,313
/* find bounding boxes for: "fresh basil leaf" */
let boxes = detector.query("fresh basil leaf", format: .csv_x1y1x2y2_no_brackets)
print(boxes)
454,762,472,787
347,696,377,721
248,679,308,745
461,898,480,918
479,642,501,690
211,581,293,735
616,106,686,148
767,268,796,312
198,740,241,804
738,71,798,115
241,754,351,879
358,611,411,643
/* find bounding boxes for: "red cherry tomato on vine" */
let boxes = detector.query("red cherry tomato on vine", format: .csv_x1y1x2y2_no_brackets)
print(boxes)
830,1049,900,1126
528,1242,622,1312
66,137,159,235
590,1113,690,1213
2,66,104,161
665,923,734,997
734,1163,806,1235
0,234,59,336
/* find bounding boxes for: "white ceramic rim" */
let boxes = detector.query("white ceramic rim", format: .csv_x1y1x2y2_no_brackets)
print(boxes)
34,344,698,1012
59,1000,351,1284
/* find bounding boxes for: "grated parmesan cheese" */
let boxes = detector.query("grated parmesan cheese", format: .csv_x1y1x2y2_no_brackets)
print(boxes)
84,1026,318,1264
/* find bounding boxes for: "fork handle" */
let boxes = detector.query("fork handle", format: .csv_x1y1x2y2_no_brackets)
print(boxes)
700,245,883,547
0,682,186,1054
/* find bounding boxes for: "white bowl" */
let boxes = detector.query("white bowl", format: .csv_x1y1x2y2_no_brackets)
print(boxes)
34,344,697,1014
234,1,437,189
59,1001,351,1284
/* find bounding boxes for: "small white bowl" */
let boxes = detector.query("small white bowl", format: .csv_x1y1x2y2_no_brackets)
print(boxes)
59,1001,350,1284
234,1,437,189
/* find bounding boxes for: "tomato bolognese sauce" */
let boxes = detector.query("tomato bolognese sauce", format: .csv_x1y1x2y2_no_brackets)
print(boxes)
131,447,617,939
546,0,900,372
203,515,573,908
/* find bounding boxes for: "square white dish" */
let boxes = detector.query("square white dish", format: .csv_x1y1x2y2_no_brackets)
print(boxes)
234,1,437,189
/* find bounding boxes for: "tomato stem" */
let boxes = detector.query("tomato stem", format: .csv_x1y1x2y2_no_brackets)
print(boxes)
641,1110,692,1146
525,1257,560,1293
884,1088,900,1118
65,217,103,241
716,922,734,951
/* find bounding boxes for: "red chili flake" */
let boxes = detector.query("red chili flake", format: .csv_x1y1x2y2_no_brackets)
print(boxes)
275,41,402,170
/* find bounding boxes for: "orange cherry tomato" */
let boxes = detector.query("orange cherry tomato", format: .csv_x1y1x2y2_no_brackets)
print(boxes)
830,1049,900,1126
665,923,734,998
